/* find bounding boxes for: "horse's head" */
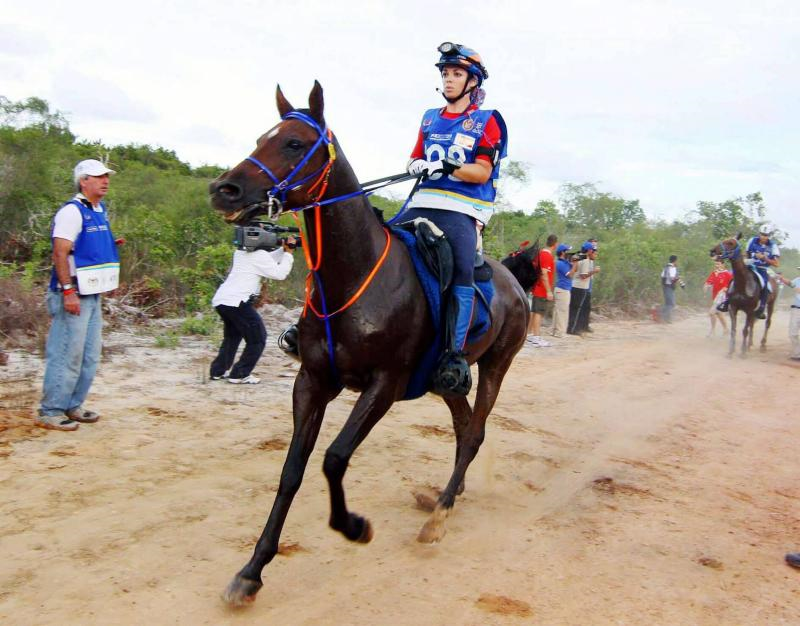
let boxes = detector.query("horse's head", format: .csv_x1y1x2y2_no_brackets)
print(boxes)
210,82,333,224
501,240,542,293
709,232,742,260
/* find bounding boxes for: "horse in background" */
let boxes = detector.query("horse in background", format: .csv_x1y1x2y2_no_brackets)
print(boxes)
710,234,776,356
209,82,532,605
501,240,542,293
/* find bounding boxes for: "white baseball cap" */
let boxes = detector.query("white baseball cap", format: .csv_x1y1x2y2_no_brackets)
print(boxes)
73,159,116,183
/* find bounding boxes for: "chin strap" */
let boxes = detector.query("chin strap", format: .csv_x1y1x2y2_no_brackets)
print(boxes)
440,83,477,106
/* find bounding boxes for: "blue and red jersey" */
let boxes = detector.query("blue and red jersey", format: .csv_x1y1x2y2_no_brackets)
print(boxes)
408,105,507,224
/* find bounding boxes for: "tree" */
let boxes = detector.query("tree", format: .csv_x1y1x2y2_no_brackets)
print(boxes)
559,182,645,232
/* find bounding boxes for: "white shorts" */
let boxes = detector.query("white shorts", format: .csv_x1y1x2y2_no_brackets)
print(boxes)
710,290,726,314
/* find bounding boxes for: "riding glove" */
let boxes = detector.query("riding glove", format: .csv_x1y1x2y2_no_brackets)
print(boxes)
407,159,453,178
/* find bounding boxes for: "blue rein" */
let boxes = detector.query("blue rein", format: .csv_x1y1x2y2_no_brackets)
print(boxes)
719,241,741,260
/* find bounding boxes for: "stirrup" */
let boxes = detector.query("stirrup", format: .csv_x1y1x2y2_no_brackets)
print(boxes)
431,351,472,396
278,324,300,360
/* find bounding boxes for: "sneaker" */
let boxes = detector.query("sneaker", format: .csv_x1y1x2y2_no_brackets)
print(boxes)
228,375,261,385
65,408,100,423
754,306,766,320
210,372,229,380
527,335,552,347
35,413,79,431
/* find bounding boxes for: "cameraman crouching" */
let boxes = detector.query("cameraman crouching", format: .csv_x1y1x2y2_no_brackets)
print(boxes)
209,236,296,384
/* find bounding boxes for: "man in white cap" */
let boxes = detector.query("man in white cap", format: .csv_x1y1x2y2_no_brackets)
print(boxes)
36,159,122,431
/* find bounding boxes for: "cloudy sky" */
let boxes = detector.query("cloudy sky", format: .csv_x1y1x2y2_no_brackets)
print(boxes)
3,0,798,244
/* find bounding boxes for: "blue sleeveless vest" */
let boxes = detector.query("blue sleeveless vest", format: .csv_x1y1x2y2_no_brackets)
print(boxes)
746,237,778,268
50,199,120,294
409,107,508,224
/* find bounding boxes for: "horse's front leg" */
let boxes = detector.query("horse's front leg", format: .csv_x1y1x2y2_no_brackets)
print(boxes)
728,311,736,357
741,315,752,358
223,367,334,606
323,372,397,543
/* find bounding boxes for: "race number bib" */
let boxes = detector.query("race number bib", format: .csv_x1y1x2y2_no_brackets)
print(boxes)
76,263,120,295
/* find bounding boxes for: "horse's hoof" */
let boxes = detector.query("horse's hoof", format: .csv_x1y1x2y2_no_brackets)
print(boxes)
357,518,374,544
417,506,449,544
222,575,263,607
417,518,447,544
412,488,439,512
341,513,373,543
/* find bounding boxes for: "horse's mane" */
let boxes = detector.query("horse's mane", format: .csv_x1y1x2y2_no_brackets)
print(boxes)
501,240,543,293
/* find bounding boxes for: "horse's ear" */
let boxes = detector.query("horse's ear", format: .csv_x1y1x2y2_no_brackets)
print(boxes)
735,231,743,241
308,80,325,124
276,85,294,117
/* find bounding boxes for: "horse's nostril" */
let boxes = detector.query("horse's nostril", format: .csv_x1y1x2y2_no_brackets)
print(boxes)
214,180,243,201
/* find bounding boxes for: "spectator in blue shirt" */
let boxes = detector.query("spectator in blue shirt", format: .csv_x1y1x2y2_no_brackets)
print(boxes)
552,244,577,338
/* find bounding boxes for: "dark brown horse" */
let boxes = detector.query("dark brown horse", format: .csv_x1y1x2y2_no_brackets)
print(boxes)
710,234,776,357
501,241,541,293
209,82,530,605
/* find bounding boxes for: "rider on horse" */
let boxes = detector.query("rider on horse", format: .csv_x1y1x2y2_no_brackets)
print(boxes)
404,42,507,395
717,224,780,319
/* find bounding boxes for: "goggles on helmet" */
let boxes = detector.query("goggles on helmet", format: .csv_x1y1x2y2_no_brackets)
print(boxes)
435,42,489,82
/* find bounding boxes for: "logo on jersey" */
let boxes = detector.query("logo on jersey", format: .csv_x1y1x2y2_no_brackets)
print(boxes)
430,133,453,141
422,118,433,127
462,118,475,131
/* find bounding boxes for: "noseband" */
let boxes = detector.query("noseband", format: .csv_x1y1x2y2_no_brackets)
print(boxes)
245,111,337,218
717,241,741,260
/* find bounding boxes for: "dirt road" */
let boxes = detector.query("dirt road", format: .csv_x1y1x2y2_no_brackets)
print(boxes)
1,309,798,625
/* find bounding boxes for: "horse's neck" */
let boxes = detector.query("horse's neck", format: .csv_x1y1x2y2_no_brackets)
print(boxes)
302,155,386,289
729,255,750,291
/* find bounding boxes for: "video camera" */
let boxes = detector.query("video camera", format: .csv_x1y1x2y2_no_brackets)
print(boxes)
233,221,302,252
570,252,588,262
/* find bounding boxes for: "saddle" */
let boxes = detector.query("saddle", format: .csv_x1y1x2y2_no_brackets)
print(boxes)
747,265,772,292
396,218,493,303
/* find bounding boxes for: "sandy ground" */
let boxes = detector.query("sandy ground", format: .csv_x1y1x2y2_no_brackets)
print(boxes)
1,306,799,625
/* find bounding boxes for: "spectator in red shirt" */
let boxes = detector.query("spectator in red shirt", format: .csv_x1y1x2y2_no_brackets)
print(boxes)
704,261,733,337
528,234,557,347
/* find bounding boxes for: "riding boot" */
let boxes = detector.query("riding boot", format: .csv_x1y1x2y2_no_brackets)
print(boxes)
755,289,767,319
278,323,300,360
432,285,474,396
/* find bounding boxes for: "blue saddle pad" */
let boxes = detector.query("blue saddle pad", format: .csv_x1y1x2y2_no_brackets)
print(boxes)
392,228,494,400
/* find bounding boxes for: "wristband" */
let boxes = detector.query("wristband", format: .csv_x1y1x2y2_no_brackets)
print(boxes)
63,287,77,296
61,283,74,291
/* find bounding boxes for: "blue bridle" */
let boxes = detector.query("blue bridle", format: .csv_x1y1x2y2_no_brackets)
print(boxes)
718,240,741,260
244,111,339,217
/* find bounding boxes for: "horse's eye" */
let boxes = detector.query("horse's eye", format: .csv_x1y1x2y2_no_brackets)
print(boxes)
286,139,304,151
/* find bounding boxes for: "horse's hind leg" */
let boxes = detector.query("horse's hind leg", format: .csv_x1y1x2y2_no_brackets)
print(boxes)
761,302,774,351
322,374,396,543
418,346,515,544
223,367,332,606
447,395,471,495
